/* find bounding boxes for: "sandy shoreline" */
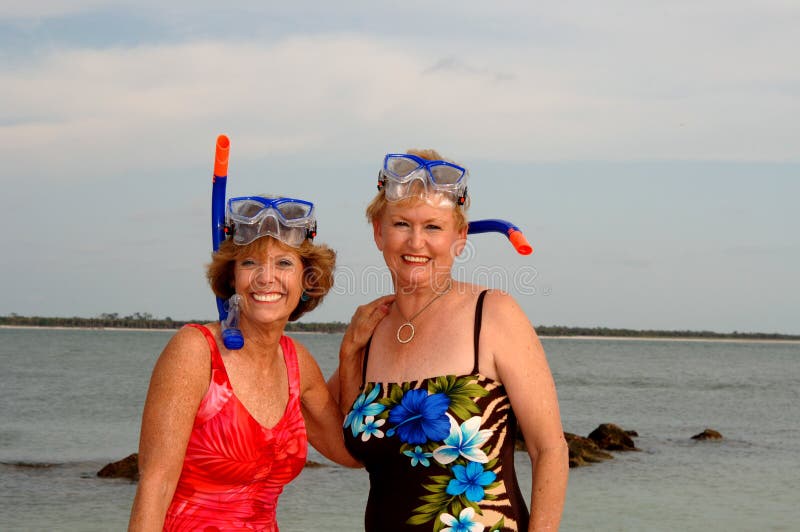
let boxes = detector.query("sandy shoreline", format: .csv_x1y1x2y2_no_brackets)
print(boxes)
3,325,798,343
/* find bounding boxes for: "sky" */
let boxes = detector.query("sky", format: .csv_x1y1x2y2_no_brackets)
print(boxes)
1,1,798,334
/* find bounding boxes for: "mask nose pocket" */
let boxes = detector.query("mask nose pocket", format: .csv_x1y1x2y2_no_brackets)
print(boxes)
258,215,280,237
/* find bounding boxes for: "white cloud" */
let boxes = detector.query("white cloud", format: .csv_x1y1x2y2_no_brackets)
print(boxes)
2,23,797,188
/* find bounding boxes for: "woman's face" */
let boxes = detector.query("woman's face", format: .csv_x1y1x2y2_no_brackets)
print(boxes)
373,201,467,290
232,239,304,325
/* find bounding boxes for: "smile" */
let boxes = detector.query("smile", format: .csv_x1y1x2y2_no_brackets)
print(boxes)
252,293,283,302
402,255,430,264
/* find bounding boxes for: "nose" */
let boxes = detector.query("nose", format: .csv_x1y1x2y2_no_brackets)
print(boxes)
408,226,425,250
249,264,276,291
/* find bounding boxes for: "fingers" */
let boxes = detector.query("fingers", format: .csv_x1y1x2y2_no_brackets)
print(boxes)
352,295,395,323
367,295,394,320
345,295,395,349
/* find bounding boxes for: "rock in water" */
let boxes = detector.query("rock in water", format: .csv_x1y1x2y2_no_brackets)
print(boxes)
97,453,139,480
564,432,614,467
587,423,637,451
691,428,723,441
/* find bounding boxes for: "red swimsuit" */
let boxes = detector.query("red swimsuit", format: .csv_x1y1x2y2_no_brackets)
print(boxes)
164,324,308,531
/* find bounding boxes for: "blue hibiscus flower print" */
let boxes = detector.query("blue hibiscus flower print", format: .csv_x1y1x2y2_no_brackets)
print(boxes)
446,462,497,503
403,446,433,467
386,389,450,445
344,384,385,437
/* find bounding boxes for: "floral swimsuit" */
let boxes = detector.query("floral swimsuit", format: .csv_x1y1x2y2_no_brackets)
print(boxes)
344,291,529,532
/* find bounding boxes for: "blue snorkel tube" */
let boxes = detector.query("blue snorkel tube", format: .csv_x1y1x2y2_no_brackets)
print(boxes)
468,219,533,255
211,135,245,350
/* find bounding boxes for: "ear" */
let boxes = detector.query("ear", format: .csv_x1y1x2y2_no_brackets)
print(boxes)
453,224,468,256
372,218,384,251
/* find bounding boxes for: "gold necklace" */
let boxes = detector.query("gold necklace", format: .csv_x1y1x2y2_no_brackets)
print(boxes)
396,280,453,344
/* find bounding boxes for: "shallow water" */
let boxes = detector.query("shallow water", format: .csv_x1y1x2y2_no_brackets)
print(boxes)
1,328,798,531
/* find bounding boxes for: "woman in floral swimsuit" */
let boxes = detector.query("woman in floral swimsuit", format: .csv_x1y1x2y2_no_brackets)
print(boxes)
333,151,569,531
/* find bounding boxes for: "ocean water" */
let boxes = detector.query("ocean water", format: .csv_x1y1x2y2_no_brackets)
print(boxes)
1,327,798,531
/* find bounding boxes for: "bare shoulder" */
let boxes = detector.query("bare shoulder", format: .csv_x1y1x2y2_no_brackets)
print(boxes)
478,289,544,371
481,289,531,328
286,336,325,391
152,325,213,384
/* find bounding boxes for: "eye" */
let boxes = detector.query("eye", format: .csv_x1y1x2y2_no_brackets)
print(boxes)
426,224,442,231
393,220,410,228
277,257,296,268
240,258,258,268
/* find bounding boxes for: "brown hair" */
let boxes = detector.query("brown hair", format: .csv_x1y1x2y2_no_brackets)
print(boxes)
366,148,469,230
206,236,336,321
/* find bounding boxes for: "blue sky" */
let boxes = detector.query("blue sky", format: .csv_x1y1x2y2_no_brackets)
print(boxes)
1,1,798,334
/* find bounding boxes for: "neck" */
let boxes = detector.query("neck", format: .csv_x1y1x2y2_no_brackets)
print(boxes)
236,318,286,355
394,273,453,298
393,278,453,321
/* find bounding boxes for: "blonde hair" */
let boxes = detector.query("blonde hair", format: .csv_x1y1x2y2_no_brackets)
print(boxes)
366,148,469,230
206,236,336,321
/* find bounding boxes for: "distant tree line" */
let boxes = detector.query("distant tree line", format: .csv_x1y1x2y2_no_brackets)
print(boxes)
0,313,350,333
0,312,188,330
533,325,800,341
1,314,797,340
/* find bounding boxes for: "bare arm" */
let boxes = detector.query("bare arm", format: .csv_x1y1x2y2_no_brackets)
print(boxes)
295,341,362,467
128,327,211,531
486,292,569,532
328,295,394,412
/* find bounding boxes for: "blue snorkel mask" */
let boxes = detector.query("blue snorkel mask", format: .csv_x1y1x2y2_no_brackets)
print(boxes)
226,196,317,246
378,153,469,206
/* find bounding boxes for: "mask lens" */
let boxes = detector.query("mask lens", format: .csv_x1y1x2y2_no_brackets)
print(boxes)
280,226,307,247
232,221,260,245
276,201,313,221
385,155,422,179
382,179,412,201
429,164,464,185
229,198,267,220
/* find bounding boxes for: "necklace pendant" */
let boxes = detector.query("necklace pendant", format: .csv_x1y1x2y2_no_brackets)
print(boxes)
397,322,415,344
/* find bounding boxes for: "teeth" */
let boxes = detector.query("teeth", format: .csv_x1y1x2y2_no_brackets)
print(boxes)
403,255,429,263
253,293,282,302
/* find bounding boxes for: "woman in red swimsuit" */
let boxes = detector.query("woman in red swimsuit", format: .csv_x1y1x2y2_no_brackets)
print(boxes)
333,151,569,531
129,195,362,531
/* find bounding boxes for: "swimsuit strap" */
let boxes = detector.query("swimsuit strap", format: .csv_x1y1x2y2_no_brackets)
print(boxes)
279,335,301,397
184,323,226,373
472,290,489,375
360,336,373,390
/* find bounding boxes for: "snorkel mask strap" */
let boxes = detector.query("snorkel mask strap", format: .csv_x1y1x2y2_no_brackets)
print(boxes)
458,186,468,206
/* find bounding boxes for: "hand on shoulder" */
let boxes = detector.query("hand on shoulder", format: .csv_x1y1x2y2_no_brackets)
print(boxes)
341,294,395,357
